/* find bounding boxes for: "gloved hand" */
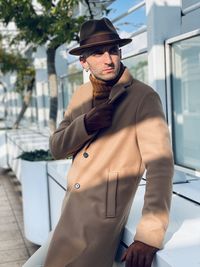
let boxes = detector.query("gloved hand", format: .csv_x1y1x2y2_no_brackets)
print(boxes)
121,240,159,267
84,100,114,135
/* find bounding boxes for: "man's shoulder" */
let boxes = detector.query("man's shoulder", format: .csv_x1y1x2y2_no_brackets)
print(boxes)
66,81,93,111
127,78,161,107
122,68,155,96
70,81,92,104
73,81,92,96
131,78,155,95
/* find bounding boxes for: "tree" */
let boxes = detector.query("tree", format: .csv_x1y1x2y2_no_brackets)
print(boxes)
13,67,35,129
0,0,110,132
0,45,35,128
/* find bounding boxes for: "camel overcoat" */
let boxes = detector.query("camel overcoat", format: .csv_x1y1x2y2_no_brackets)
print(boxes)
45,68,174,267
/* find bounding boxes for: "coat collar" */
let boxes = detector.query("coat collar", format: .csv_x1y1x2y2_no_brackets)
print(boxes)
109,67,133,103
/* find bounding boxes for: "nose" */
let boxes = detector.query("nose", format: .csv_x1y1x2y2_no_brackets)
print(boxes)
103,51,113,64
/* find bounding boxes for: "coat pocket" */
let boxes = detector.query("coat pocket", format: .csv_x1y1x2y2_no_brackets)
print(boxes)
106,171,118,218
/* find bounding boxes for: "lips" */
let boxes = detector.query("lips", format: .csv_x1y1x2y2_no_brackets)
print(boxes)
103,68,115,72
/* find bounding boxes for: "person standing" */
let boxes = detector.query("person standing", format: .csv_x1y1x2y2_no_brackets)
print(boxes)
23,17,174,267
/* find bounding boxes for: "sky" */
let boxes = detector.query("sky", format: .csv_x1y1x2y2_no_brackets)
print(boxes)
106,0,146,33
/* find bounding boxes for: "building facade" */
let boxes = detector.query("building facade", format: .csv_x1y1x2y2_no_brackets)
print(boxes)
1,0,200,182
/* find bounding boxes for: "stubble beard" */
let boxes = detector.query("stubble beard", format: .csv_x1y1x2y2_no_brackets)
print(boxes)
93,65,120,83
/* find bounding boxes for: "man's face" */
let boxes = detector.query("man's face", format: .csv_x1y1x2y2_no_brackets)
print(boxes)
80,44,121,82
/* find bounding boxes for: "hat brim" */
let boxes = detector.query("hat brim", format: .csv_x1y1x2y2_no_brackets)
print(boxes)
69,38,132,56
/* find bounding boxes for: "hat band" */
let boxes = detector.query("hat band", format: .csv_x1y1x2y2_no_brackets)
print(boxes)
80,33,120,46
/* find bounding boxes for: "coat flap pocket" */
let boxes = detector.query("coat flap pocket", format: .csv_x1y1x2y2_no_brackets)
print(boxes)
106,171,118,218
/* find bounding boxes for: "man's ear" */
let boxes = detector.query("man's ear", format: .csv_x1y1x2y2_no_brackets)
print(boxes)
79,56,89,71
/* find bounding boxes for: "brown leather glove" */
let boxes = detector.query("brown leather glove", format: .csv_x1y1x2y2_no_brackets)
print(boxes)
84,100,114,135
121,240,159,267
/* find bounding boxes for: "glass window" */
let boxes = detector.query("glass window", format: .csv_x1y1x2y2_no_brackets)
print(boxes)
171,35,200,171
122,53,148,84
59,62,83,112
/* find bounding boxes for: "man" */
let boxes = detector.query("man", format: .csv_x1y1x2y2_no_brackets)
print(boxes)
23,17,174,267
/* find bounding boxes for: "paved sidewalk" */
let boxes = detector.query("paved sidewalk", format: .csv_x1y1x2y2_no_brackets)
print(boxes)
0,168,39,267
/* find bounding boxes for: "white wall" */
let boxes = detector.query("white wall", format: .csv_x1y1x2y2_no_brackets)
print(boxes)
146,0,181,115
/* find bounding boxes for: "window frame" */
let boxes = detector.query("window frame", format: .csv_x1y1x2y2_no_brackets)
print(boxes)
122,48,147,61
165,28,200,178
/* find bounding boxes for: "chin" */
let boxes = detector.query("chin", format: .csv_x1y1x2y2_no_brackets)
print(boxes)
102,73,118,81
93,72,118,82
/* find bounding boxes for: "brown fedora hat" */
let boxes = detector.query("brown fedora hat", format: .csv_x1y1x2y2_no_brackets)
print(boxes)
69,17,132,56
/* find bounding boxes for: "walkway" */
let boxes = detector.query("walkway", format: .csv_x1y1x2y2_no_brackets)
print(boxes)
0,168,39,267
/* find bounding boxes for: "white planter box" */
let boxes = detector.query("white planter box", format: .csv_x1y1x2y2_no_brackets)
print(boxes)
21,159,50,245
6,130,49,181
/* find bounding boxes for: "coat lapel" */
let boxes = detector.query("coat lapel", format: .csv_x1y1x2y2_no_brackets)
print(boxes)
109,86,127,104
109,68,133,104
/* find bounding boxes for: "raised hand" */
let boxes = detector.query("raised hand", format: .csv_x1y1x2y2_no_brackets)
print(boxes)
84,100,114,134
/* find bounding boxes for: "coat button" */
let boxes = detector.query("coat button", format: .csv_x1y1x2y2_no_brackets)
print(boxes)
83,152,89,158
74,183,80,189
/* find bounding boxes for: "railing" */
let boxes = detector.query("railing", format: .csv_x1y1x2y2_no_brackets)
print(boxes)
182,2,200,15
111,1,145,23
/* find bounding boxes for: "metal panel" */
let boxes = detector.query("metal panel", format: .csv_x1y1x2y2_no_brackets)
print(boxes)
182,8,200,33
182,0,200,10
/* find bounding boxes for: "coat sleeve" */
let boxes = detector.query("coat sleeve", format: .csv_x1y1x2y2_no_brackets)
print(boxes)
49,93,95,160
134,91,174,249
